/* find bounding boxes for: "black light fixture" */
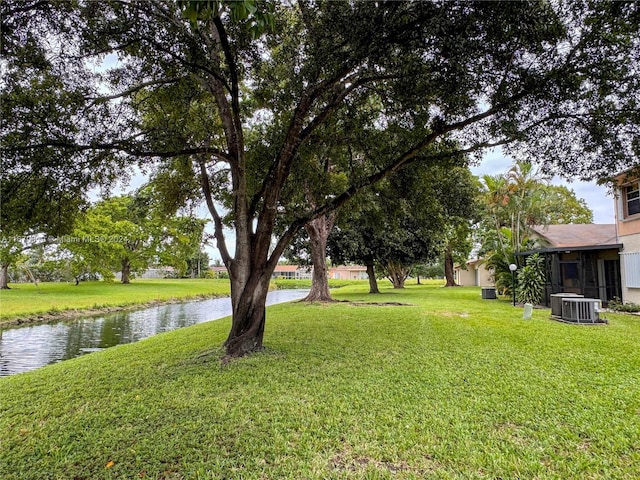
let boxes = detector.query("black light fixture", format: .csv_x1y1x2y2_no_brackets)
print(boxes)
509,263,517,307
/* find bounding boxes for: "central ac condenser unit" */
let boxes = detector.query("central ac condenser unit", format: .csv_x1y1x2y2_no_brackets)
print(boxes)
561,298,602,323
550,293,584,317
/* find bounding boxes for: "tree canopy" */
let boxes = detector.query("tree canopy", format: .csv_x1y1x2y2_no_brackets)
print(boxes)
329,161,479,289
2,0,639,357
63,192,206,284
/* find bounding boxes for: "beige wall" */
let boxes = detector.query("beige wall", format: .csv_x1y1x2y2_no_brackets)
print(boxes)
329,268,368,280
617,217,640,237
455,262,494,287
477,264,494,287
615,174,640,236
455,266,476,286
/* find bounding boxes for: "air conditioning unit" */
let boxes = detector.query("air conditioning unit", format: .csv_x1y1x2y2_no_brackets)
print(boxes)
481,287,496,299
550,293,584,317
561,298,602,323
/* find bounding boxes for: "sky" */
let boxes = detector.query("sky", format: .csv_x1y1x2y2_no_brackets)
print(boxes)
470,148,615,225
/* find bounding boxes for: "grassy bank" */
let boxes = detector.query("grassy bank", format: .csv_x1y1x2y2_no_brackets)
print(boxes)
1,284,639,479
273,278,443,290
0,279,232,324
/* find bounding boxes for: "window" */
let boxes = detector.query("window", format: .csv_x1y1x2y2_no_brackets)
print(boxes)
626,182,640,217
560,262,579,288
562,262,578,280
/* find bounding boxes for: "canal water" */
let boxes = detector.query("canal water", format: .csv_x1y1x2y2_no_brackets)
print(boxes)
0,289,308,377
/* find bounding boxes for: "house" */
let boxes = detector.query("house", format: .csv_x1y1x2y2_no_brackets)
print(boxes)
271,265,313,280
210,266,228,278
115,266,176,280
139,266,176,279
614,170,640,304
209,264,368,281
274,264,368,280
453,258,494,287
327,265,368,280
518,224,622,306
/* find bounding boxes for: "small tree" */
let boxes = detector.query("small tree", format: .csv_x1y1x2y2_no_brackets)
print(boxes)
330,159,467,290
517,254,546,305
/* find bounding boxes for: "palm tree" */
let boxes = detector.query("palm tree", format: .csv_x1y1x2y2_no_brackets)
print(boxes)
481,161,547,295
505,160,547,253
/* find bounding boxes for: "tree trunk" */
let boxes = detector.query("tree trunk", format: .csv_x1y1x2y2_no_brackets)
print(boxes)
366,262,379,294
386,261,408,289
444,244,458,287
389,274,405,289
0,262,10,289
302,214,335,302
224,264,272,358
121,258,131,284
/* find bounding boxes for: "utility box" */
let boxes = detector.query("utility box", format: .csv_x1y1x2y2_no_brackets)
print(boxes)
481,287,497,299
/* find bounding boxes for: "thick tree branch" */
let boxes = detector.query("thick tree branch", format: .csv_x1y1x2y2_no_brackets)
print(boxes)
212,16,240,115
198,157,232,267
86,77,184,104
249,65,359,216
265,77,530,264
8,141,233,162
271,95,552,260
298,75,395,142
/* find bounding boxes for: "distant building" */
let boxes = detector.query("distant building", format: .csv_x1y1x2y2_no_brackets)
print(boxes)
271,264,368,280
115,266,176,280
209,264,368,281
271,265,313,280
210,266,228,278
327,265,368,280
453,258,494,287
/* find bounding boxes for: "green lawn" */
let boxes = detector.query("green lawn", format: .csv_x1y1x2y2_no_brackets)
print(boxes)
1,284,639,479
0,279,232,322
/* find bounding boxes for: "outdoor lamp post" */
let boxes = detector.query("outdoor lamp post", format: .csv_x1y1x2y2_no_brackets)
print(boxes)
509,263,517,307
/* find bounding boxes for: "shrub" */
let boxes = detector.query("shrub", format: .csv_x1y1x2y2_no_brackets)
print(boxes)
608,297,640,313
516,253,546,305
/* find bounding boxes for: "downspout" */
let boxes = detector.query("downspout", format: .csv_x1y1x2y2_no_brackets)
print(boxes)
613,182,624,304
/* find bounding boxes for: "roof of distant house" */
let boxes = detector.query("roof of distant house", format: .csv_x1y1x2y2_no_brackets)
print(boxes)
531,224,619,249
330,265,367,271
272,265,305,272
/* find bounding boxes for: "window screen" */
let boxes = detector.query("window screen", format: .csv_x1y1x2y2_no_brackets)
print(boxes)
622,252,640,288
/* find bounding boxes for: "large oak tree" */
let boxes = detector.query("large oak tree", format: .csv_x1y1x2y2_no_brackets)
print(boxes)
2,1,639,357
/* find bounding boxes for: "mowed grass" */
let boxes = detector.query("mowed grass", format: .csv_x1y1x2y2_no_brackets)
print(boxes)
0,279,232,321
1,284,639,479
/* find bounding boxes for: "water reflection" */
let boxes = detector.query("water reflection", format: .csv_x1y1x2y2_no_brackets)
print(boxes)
0,289,308,377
